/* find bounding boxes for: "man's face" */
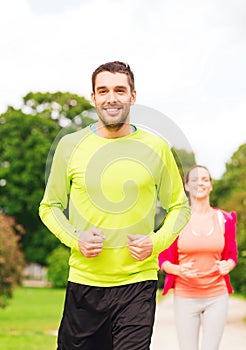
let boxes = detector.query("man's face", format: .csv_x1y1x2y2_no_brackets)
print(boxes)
91,71,136,128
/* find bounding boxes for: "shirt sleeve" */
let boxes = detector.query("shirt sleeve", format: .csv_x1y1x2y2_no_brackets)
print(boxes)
150,145,190,254
158,237,178,268
222,210,238,264
39,136,80,250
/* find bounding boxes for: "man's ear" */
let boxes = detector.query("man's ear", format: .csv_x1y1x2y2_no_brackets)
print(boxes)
91,92,95,105
131,90,136,104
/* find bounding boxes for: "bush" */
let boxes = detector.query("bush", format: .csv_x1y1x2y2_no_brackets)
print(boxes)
46,246,70,288
157,269,165,290
230,245,246,296
0,213,24,307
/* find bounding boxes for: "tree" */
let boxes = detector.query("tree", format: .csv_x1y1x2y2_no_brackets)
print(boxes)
172,147,196,182
22,91,95,128
0,92,95,265
211,144,246,206
0,109,60,263
47,246,70,288
222,191,246,295
0,213,24,307
211,144,246,295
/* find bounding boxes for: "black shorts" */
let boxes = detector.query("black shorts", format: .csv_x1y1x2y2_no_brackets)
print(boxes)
57,280,157,350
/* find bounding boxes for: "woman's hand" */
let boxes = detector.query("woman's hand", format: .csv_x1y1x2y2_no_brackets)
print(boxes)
216,259,235,275
179,262,198,278
162,260,198,278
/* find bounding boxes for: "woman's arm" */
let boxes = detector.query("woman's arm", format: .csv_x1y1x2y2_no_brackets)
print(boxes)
216,258,236,275
162,260,181,276
162,260,198,278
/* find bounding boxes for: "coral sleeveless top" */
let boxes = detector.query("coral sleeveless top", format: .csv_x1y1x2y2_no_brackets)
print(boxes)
175,210,227,298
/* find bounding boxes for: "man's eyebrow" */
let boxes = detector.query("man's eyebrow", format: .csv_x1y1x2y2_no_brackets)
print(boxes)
96,85,128,91
96,85,107,91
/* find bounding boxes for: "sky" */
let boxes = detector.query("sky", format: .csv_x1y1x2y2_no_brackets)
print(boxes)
0,0,245,179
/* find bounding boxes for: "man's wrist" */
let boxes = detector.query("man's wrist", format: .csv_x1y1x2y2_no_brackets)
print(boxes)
75,229,83,239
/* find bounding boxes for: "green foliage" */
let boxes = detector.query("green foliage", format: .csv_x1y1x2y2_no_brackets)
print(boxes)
0,213,25,308
230,248,246,295
219,190,246,296
47,247,70,288
212,144,246,296
23,91,95,127
0,92,95,265
212,144,246,205
23,225,59,265
0,109,60,264
172,147,196,181
157,269,165,290
0,109,59,220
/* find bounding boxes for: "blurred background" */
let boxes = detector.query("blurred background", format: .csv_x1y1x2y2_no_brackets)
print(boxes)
0,1,245,349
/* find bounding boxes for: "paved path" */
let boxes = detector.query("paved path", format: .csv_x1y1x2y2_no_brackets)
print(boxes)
151,293,246,350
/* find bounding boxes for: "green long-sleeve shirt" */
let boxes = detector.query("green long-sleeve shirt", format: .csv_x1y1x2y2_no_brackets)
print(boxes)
39,125,190,286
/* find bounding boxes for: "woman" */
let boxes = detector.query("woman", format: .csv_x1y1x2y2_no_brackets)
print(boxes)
158,165,238,350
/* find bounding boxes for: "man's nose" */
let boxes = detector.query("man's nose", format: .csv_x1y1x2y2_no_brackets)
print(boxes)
107,90,117,103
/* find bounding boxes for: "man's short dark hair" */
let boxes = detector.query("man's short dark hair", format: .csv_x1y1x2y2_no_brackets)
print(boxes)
92,61,135,92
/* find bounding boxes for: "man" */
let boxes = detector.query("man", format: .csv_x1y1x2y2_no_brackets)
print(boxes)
39,61,190,350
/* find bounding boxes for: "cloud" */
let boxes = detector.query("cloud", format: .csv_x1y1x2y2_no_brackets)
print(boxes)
0,0,245,179
26,0,85,15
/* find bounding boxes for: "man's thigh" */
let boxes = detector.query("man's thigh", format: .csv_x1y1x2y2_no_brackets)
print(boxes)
110,280,157,350
57,280,157,350
57,282,113,350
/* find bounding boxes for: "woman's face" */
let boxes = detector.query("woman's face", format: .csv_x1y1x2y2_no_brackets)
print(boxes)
185,167,212,200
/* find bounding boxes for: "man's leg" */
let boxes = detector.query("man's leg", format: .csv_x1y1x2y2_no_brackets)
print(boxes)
57,282,113,350
109,280,157,350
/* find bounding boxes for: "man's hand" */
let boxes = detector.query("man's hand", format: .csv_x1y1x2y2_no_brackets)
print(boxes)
78,228,106,258
127,234,153,261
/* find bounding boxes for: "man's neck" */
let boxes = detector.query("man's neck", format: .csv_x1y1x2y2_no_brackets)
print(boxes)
94,122,135,138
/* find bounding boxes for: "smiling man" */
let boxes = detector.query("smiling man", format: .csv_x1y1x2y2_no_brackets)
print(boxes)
91,62,136,137
39,61,190,350
92,70,135,132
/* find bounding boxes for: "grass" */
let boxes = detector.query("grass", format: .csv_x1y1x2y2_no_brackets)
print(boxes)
0,287,66,350
156,288,163,303
0,286,212,349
